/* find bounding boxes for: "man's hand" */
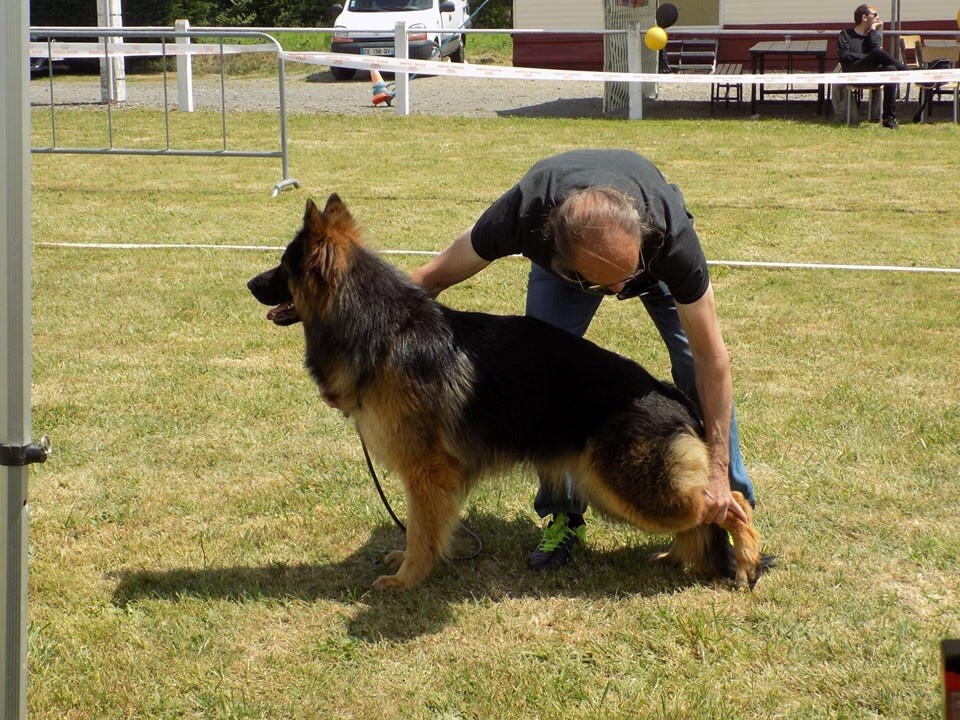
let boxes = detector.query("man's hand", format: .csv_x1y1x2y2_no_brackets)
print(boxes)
702,469,749,526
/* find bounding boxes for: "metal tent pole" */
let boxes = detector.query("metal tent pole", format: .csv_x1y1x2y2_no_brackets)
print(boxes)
2,0,51,716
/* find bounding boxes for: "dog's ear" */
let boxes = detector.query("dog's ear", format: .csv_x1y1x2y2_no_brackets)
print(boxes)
304,198,327,239
321,193,356,235
301,194,358,287
303,198,319,223
323,193,345,216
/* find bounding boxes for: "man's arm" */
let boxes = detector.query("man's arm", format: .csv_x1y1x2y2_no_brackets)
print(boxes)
410,226,491,297
674,283,749,525
864,27,883,52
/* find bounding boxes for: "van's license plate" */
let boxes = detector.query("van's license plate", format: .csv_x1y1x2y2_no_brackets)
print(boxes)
361,48,394,56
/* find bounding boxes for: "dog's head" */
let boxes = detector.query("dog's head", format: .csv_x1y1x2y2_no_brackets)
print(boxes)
247,194,361,326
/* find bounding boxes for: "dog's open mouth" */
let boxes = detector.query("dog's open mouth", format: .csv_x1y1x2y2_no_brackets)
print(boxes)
266,302,301,326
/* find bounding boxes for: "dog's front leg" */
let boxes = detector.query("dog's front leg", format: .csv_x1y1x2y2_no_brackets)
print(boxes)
373,458,463,591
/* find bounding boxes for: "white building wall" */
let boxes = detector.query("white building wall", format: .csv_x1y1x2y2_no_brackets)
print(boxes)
723,0,956,25
512,0,955,33
513,0,604,29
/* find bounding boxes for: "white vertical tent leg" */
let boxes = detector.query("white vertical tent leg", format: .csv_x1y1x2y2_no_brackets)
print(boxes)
1,471,28,720
2,0,45,714
394,20,410,116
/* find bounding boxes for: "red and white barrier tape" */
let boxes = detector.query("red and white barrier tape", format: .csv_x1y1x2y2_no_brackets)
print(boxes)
30,41,274,59
282,50,960,86
29,42,960,85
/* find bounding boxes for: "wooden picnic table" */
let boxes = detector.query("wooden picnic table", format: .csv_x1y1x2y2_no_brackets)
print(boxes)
749,40,828,115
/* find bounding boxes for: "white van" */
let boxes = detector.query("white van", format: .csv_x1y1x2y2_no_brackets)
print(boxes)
329,0,471,81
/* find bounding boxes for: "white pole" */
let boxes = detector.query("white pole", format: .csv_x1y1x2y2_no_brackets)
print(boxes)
627,22,643,120
176,19,195,112
889,0,901,55
1,0,33,712
97,0,126,104
394,20,410,116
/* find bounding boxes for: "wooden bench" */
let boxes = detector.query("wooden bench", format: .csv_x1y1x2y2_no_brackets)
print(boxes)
664,38,718,73
710,63,743,111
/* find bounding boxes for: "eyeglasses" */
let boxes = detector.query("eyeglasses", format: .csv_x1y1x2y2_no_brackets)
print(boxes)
866,12,878,16
562,245,647,296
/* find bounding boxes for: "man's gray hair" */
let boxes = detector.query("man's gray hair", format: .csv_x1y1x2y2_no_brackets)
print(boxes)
546,186,651,277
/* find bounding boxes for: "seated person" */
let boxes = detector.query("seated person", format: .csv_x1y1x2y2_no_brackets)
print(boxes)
838,4,909,128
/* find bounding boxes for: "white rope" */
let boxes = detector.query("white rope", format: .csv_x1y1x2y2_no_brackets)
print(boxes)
34,243,960,274
708,260,959,274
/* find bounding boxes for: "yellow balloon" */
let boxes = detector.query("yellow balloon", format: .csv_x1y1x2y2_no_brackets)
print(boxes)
645,26,668,52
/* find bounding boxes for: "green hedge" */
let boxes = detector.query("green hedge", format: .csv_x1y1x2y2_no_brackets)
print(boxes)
31,0,510,28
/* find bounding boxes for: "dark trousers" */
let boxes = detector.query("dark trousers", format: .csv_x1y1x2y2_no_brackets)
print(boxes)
847,49,908,117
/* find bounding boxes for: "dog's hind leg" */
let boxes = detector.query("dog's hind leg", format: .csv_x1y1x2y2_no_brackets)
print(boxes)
652,493,763,588
651,526,711,569
373,454,464,591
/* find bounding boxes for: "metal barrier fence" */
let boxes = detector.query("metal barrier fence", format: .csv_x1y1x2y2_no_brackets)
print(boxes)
29,25,960,180
29,27,299,197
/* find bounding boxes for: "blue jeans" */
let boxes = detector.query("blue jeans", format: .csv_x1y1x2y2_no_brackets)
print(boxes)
525,263,756,518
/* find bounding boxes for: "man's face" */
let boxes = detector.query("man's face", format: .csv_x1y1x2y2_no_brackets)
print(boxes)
568,227,643,295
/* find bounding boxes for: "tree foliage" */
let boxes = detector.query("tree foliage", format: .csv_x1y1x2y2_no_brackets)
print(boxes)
30,0,511,29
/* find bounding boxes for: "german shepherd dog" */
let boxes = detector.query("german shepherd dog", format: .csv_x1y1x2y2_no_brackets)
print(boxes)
248,195,764,591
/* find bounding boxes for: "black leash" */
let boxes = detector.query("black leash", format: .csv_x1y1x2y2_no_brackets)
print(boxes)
359,436,483,560
360,436,407,532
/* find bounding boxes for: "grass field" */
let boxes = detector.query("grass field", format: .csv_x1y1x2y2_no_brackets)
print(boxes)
27,104,960,719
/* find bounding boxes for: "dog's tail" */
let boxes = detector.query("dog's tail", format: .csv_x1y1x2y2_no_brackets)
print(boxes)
664,427,710,496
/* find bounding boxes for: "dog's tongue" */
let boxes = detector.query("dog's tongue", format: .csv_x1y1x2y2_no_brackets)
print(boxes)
266,302,296,323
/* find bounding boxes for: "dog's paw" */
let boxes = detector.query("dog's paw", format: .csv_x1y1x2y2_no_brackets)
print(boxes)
373,573,412,591
383,550,405,569
734,547,765,589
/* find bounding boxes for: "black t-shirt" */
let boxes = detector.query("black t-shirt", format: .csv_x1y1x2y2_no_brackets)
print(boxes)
837,28,882,70
470,149,710,304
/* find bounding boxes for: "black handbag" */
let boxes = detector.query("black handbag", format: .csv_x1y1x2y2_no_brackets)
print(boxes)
914,58,954,122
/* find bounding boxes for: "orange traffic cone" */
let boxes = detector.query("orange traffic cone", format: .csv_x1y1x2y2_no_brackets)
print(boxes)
370,69,395,106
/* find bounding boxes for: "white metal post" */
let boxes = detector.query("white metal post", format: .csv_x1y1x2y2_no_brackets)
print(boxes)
890,0,900,55
176,19,195,112
2,0,33,713
394,20,410,116
628,23,643,120
97,0,126,104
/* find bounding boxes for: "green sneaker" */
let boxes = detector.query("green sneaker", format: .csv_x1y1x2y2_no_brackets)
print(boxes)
527,513,586,571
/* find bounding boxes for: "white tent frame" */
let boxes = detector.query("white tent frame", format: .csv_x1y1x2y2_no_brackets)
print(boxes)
3,0,49,716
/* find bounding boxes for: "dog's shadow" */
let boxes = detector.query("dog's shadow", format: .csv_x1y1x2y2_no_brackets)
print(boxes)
111,514,706,641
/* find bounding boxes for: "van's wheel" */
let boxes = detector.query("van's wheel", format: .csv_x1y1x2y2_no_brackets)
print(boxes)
428,43,441,62
450,36,465,63
330,66,357,81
